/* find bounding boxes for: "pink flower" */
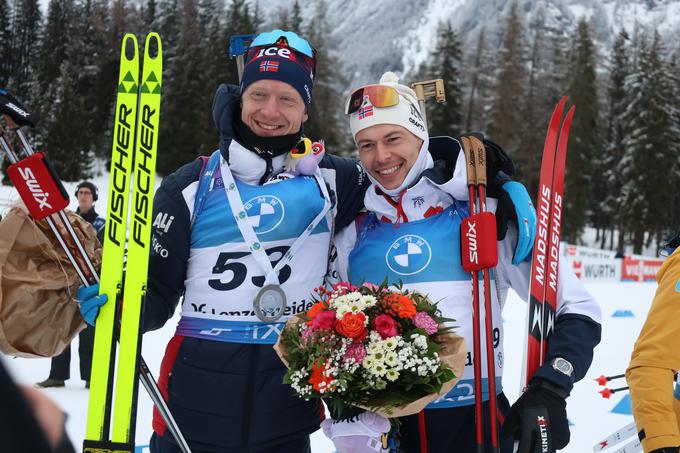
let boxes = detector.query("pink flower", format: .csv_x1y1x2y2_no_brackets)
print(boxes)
362,282,381,291
343,342,366,364
332,281,358,296
312,310,337,331
413,312,438,335
301,328,314,345
373,314,398,339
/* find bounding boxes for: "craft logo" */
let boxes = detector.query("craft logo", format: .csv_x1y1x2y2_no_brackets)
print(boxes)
386,234,432,275
244,195,285,234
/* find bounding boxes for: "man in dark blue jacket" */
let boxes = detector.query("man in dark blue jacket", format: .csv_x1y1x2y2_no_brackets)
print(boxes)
142,30,368,453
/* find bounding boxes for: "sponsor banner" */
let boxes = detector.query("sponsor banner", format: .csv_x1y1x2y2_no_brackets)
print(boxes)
621,255,664,282
562,244,621,282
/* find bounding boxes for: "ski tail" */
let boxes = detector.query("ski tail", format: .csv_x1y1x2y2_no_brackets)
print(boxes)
592,422,638,452
85,33,140,447
521,97,574,389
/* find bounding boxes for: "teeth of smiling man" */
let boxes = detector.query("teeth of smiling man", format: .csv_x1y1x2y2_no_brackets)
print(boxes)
378,165,401,175
257,121,279,130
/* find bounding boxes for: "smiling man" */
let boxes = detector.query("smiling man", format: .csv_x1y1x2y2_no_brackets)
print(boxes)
325,72,602,453
134,30,368,453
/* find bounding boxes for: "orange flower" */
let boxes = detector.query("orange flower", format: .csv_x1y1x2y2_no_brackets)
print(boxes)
309,362,335,392
336,312,367,341
305,301,328,326
383,294,417,319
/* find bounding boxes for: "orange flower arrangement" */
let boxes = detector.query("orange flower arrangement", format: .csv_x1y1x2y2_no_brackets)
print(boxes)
309,362,335,392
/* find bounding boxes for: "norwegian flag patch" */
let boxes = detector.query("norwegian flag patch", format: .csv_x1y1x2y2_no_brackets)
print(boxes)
358,104,373,119
259,60,279,72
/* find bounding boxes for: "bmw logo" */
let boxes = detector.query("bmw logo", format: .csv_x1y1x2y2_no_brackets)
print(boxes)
243,195,285,233
386,234,432,275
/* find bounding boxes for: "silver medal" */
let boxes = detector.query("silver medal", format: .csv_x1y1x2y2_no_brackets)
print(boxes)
253,284,287,322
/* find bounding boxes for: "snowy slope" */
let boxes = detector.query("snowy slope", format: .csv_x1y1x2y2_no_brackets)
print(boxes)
3,280,656,452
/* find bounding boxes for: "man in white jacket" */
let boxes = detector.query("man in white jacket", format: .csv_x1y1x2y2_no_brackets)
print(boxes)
324,72,602,453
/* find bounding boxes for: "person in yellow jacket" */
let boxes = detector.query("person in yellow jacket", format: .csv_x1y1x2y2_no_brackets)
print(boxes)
627,231,680,453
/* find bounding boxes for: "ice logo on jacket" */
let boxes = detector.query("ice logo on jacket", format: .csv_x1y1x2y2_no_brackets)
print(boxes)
244,195,285,234
386,234,432,276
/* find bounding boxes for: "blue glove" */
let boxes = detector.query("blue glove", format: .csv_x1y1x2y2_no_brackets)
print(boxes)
77,284,108,326
498,181,537,265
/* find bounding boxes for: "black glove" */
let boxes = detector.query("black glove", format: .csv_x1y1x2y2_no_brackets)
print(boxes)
502,379,570,453
650,448,680,453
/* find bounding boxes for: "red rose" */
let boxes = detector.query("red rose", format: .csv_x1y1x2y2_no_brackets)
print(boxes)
373,314,398,339
336,312,367,341
312,310,337,331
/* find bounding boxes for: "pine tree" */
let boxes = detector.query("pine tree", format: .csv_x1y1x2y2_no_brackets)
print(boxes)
288,0,303,35
666,55,680,241
487,1,526,161
8,0,42,96
156,0,204,176
421,22,464,138
303,0,351,155
464,29,495,133
620,31,678,253
516,7,560,198
604,30,630,252
0,0,12,85
563,18,599,244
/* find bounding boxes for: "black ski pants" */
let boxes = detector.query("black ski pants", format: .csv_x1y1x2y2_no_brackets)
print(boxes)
48,325,95,381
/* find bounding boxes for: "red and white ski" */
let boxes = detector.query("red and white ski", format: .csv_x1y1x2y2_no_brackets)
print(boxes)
521,97,575,388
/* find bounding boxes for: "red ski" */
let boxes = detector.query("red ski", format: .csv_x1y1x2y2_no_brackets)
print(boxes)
522,97,575,388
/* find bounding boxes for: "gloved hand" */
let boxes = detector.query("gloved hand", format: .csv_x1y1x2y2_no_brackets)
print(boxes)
77,284,108,327
496,180,537,264
502,379,570,453
650,448,680,453
321,411,390,453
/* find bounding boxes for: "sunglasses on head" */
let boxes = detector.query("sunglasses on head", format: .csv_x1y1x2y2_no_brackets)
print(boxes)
344,85,400,115
249,30,316,58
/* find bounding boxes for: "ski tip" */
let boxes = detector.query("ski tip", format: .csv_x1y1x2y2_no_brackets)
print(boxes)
121,34,139,63
145,32,162,60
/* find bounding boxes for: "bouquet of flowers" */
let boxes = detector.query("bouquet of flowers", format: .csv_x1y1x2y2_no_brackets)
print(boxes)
274,282,466,418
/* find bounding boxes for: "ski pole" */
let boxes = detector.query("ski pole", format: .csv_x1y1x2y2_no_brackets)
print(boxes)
461,135,500,453
229,34,255,82
0,89,191,452
411,79,445,130
595,373,626,386
599,386,629,399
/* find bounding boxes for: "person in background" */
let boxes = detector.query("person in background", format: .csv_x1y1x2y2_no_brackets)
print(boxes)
627,229,680,453
35,181,104,389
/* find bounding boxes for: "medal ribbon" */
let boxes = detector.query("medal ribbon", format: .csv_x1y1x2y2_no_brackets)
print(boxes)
219,157,331,286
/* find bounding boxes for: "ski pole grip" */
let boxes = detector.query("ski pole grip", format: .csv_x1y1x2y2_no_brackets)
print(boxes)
470,135,487,187
0,88,37,128
460,136,477,186
7,153,70,219
461,212,498,271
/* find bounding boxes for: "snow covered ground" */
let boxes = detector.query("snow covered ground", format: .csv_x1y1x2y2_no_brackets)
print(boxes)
2,279,655,453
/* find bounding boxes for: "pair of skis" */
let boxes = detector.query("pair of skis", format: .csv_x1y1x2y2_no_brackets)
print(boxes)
521,96,575,387
84,33,190,453
0,32,188,452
